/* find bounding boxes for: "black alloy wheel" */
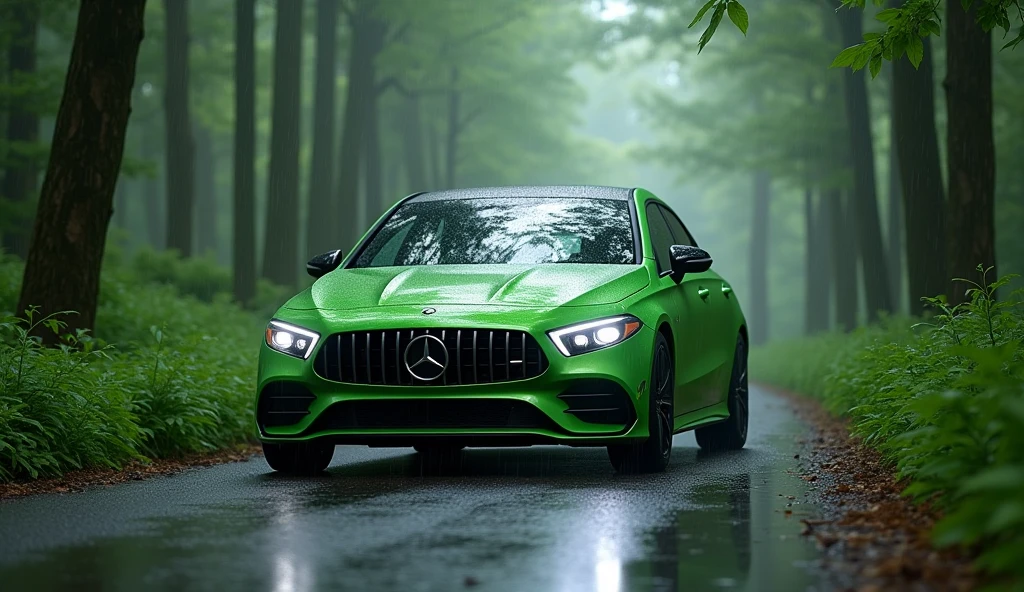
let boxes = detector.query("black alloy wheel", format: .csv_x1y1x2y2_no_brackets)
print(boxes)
608,331,674,473
695,334,748,451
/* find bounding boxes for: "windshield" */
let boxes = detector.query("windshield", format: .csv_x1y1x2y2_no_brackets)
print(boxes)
352,197,635,267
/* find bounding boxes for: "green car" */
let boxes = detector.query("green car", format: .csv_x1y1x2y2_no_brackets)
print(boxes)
257,186,748,474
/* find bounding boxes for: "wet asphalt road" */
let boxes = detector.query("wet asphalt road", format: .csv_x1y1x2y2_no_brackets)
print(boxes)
0,385,822,592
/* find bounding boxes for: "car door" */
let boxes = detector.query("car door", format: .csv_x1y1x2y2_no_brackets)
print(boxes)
658,204,732,407
644,203,705,416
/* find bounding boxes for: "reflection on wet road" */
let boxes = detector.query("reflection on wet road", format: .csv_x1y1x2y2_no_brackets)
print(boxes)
0,386,821,591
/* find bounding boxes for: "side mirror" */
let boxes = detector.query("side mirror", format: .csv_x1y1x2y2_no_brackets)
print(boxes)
669,245,712,281
306,249,343,278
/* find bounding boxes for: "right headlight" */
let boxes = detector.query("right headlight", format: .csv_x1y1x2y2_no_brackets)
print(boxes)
547,315,643,357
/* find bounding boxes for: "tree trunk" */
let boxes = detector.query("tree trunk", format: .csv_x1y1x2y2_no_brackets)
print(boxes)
402,95,426,191
261,0,304,287
1,0,40,258
888,13,946,315
305,0,338,259
364,67,382,219
886,87,903,313
835,5,892,321
427,119,441,191
812,191,833,331
749,171,770,345
445,67,460,189
194,124,217,256
141,122,163,248
233,0,256,304
805,188,831,333
17,0,145,342
336,0,385,249
163,0,194,257
830,189,859,331
945,2,995,305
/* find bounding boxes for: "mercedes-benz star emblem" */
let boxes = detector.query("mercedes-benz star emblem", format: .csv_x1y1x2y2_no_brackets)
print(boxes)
422,307,436,315
403,334,449,381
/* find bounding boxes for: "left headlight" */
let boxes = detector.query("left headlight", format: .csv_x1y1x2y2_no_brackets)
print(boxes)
547,315,643,357
265,320,320,359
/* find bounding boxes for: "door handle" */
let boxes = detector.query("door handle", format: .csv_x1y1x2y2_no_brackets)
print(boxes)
697,287,710,300
721,284,732,298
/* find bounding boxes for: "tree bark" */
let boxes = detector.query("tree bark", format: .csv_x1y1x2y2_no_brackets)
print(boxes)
445,67,460,189
194,124,217,257
945,2,995,305
835,5,892,321
888,14,946,315
749,171,770,345
830,189,860,331
1,0,40,258
886,88,903,313
401,95,427,191
364,64,382,219
261,0,304,288
336,0,385,248
233,0,256,304
17,0,145,342
163,0,194,257
805,188,831,333
305,0,338,259
813,191,833,331
141,122,163,248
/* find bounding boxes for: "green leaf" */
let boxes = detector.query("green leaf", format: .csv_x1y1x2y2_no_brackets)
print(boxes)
960,0,973,11
1002,28,1024,50
875,8,901,22
689,0,717,28
869,54,883,78
921,19,941,37
907,35,924,68
727,1,749,35
697,3,726,53
830,44,864,68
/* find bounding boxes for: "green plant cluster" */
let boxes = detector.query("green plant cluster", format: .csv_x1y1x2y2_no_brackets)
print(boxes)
752,268,1024,584
0,253,270,482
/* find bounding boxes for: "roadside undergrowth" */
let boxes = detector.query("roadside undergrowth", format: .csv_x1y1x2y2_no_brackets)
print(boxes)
0,252,283,483
752,266,1024,588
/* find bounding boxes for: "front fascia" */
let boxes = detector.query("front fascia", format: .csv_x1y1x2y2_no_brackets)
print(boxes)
256,303,657,442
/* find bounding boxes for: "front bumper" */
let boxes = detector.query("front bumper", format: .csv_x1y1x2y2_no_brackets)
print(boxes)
255,308,655,447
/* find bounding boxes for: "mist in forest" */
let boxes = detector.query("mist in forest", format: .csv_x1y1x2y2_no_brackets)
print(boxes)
1,0,1022,343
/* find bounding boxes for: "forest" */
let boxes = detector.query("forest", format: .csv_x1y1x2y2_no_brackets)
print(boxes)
0,0,1023,586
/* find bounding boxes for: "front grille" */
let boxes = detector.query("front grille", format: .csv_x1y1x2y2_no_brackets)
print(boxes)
557,379,634,426
257,381,317,429
305,399,559,432
312,328,549,386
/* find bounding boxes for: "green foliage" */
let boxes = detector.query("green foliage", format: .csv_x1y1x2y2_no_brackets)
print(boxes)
688,0,750,52
0,255,261,482
752,269,1024,583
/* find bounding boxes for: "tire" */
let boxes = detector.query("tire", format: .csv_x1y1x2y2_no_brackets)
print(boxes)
695,334,749,452
262,440,335,475
608,331,674,474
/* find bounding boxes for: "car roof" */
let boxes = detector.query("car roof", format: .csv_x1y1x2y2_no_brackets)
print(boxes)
406,185,634,202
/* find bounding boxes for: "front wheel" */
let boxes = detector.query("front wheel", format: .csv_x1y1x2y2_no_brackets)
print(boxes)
695,334,748,452
607,331,674,474
262,441,335,475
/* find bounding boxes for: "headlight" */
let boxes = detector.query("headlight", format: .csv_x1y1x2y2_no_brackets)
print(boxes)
547,315,643,357
265,320,320,359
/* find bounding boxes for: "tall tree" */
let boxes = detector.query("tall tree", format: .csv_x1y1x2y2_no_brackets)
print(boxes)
233,0,256,304
805,190,831,333
194,124,217,256
17,0,146,343
305,0,338,258
164,0,194,257
886,101,903,312
261,0,304,287
1,0,40,258
749,171,770,345
830,190,860,331
401,95,427,191
336,0,386,246
890,31,946,315
835,5,892,320
945,2,995,304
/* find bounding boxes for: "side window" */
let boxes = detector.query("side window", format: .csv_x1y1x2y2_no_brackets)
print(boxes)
645,203,675,274
659,205,696,247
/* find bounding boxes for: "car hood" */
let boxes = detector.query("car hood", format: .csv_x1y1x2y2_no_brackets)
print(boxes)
283,264,650,311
